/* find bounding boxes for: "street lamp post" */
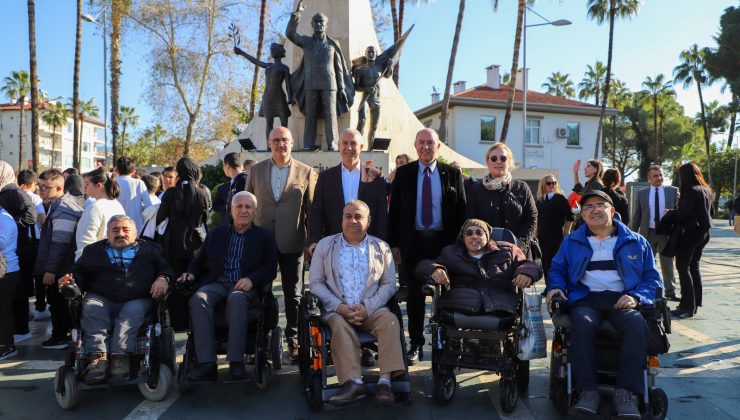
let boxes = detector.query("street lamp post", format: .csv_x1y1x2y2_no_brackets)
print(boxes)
522,8,570,169
82,10,108,166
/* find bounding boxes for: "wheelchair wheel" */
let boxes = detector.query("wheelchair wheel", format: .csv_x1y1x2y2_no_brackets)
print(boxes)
500,378,518,413
270,326,283,371
432,372,456,405
647,387,668,420
160,326,176,370
551,379,570,415
54,367,80,410
305,373,323,411
139,364,174,401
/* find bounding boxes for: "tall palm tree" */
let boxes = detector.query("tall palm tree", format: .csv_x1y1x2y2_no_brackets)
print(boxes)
2,70,31,170
77,98,100,163
541,71,575,98
500,0,527,143
28,0,40,173
698,100,729,136
673,44,714,183
118,106,138,156
110,0,131,164
577,62,607,106
606,78,631,162
437,0,466,142
642,74,673,164
72,0,83,170
587,0,641,158
41,102,71,169
249,0,267,121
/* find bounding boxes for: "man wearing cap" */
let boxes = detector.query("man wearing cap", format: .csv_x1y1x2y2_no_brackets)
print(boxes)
546,190,662,418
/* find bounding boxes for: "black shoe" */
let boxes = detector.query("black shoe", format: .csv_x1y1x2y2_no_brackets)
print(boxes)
328,380,367,405
229,362,247,381
665,294,681,302
406,345,423,366
41,337,70,350
361,348,376,367
671,308,693,319
187,362,217,382
0,345,18,361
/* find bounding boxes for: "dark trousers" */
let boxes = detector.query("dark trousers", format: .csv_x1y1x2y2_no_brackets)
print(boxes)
1,272,20,346
168,256,192,332
12,274,32,335
538,231,564,284
278,250,303,342
303,89,337,150
569,291,648,395
675,228,709,312
46,279,72,340
34,274,47,312
402,230,445,347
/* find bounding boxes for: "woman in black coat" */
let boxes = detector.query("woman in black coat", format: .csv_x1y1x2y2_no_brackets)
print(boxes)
602,168,629,225
466,143,537,258
571,158,605,196
535,174,574,282
671,162,714,319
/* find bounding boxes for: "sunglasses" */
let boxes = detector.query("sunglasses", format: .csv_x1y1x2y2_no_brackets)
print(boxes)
546,181,557,186
464,228,486,237
489,155,508,163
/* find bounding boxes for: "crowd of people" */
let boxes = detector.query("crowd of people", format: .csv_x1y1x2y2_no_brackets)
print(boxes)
0,125,716,413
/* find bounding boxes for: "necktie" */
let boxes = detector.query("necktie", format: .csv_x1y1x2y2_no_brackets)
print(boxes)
654,187,661,227
422,166,433,228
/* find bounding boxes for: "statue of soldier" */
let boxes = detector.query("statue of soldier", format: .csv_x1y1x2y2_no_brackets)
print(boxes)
286,0,355,151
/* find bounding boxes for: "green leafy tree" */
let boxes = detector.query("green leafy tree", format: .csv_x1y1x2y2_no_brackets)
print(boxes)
2,70,31,170
118,106,139,157
642,74,674,163
541,71,576,98
578,61,607,105
697,100,729,135
41,102,71,169
248,0,268,121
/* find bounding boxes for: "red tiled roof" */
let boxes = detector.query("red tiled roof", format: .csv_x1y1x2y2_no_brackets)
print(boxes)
0,102,105,126
453,84,599,108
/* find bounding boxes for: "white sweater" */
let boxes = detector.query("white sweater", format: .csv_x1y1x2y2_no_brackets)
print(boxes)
75,198,126,260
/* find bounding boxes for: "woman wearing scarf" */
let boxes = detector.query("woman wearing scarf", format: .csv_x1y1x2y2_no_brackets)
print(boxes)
156,157,212,330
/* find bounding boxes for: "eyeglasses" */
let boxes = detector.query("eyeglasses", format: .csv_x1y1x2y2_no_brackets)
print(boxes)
270,138,291,145
464,228,486,237
38,185,57,191
545,181,557,186
582,203,611,212
489,155,508,163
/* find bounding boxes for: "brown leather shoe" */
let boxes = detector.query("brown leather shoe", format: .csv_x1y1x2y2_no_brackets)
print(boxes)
288,340,299,362
375,383,396,405
83,352,108,384
328,380,367,405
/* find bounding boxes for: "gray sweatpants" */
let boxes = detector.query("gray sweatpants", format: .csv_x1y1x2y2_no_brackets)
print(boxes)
82,293,153,353
189,282,259,363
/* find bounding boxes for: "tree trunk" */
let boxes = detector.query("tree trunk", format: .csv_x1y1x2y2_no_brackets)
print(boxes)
28,0,39,173
437,0,465,143
726,93,737,150
249,0,267,121
594,0,615,159
17,97,25,170
184,114,196,157
51,126,57,168
120,123,126,157
611,113,617,164
111,0,123,162
79,115,86,168
73,0,82,170
658,110,664,163
500,0,526,143
653,94,658,163
695,77,712,185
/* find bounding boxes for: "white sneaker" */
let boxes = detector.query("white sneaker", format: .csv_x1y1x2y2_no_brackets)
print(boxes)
34,309,51,321
14,332,33,344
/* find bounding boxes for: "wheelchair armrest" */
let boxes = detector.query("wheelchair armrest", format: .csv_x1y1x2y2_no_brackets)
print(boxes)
61,281,82,300
422,276,444,298
550,296,565,316
303,291,322,318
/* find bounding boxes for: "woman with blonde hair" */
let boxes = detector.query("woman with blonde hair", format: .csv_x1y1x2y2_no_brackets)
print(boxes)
535,174,574,281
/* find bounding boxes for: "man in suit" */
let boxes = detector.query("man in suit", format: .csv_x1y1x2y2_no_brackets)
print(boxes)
247,126,317,360
307,128,388,256
630,165,680,300
388,128,466,365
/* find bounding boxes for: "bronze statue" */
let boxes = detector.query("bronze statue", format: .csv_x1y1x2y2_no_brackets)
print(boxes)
351,26,414,144
286,0,354,151
234,43,293,144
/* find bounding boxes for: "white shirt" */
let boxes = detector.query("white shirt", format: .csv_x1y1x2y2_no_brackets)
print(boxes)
24,190,44,239
341,163,361,204
270,160,291,201
581,234,623,292
116,175,153,231
337,235,370,305
648,185,666,229
75,198,126,260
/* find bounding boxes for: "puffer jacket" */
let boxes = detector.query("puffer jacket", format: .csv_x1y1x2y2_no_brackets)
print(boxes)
35,193,85,277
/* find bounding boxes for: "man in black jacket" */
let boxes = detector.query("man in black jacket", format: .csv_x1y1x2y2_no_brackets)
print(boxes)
388,128,466,364
179,192,277,381
60,214,173,384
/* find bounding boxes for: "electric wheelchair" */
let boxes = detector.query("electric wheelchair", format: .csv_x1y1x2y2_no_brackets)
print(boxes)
297,291,412,411
54,283,176,409
176,280,283,392
548,289,671,419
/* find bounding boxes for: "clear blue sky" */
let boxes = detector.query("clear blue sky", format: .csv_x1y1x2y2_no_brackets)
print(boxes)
0,0,735,139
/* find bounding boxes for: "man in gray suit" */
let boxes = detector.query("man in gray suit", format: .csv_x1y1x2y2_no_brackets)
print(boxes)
630,165,680,300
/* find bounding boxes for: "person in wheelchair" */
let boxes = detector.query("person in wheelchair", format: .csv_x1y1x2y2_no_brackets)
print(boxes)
545,190,662,418
309,200,405,406
178,191,277,382
58,214,173,384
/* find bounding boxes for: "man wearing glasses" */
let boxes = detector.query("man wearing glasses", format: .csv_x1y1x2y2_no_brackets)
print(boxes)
388,128,466,365
246,126,317,361
546,190,661,417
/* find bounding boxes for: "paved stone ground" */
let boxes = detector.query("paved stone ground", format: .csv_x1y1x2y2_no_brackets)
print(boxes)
0,221,738,419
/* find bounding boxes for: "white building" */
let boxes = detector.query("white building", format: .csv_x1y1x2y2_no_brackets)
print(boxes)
0,100,106,172
414,65,617,193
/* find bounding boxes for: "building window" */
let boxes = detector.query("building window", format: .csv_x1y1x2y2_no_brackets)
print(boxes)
525,119,540,145
64,156,73,167
67,123,73,133
95,128,105,139
480,115,496,142
567,122,580,146
82,142,91,152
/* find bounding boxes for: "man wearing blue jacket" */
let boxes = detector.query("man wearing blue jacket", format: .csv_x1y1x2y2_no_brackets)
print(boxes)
546,190,661,418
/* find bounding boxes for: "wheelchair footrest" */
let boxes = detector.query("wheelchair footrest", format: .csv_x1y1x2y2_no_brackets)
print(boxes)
321,380,412,403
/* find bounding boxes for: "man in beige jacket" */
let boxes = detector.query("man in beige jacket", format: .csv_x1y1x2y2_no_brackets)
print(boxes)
246,126,317,360
309,200,404,406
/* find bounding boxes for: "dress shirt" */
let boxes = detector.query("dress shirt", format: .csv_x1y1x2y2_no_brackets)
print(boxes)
337,234,369,306
217,228,247,285
415,160,443,231
341,163,361,204
270,159,291,201
648,186,666,229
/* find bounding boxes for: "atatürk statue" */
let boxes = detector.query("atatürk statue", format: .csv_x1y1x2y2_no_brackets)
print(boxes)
234,43,293,143
286,0,354,151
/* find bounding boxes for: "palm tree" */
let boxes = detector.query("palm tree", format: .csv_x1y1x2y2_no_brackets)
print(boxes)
437,0,466,143
541,72,575,98
500,0,527,143
118,106,139,156
577,62,607,106
28,0,40,173
698,100,729,136
72,0,83,170
249,0,267,121
77,98,100,163
41,102,71,169
642,74,673,164
110,0,131,164
2,70,31,170
606,79,631,161
587,0,641,158
673,44,714,184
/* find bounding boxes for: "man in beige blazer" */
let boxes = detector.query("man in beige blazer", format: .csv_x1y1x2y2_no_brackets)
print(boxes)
246,126,317,360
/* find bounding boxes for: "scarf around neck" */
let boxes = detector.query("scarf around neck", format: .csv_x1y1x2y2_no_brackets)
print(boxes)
482,172,512,191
